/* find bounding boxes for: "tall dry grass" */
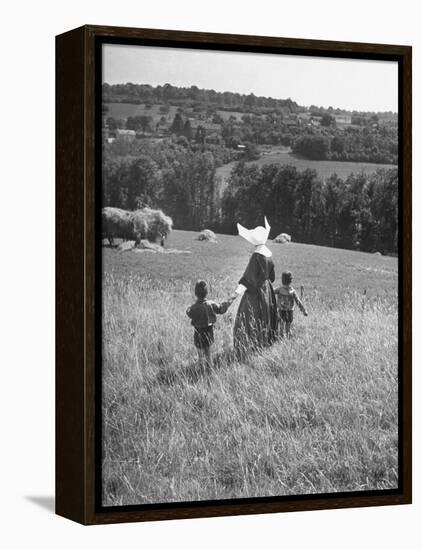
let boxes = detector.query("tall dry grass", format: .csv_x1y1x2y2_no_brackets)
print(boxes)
102,271,398,506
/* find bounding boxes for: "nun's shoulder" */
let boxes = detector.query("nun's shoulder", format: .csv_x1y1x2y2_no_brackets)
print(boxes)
252,251,274,262
250,251,263,261
263,253,275,269
251,252,272,269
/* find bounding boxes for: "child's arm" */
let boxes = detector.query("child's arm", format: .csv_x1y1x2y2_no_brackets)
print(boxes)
293,291,308,316
211,298,235,315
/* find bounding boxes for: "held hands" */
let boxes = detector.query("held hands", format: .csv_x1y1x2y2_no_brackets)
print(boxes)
223,295,238,309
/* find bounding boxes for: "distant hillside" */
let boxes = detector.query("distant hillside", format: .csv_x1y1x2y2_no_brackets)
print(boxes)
102,82,398,118
102,82,301,114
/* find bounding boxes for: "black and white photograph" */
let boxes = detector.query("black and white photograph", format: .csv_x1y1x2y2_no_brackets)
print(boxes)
100,43,400,507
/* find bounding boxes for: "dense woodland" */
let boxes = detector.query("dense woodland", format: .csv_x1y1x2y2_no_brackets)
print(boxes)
222,162,398,254
103,137,398,254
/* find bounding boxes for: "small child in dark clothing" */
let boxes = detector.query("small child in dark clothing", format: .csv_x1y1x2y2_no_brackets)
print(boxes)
186,280,234,367
274,271,308,338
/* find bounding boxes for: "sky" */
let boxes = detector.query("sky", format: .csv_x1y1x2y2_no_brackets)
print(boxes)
103,44,398,113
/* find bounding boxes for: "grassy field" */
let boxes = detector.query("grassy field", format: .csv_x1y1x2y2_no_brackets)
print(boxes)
102,230,398,506
104,102,179,124
216,109,252,121
216,149,397,188
104,102,252,125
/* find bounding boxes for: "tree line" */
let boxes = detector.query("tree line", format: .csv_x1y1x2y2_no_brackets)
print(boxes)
103,137,226,230
222,162,398,254
293,132,397,165
102,138,398,254
103,82,300,113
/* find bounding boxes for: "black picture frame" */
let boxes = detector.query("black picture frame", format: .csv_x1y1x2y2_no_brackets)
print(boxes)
56,25,412,525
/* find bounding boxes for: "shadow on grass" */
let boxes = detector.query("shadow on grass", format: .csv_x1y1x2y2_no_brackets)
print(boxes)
156,348,236,386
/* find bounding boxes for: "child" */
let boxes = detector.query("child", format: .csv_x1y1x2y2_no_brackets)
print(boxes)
186,281,235,368
274,271,308,338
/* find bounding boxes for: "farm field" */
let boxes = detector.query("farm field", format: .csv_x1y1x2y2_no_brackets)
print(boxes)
216,149,397,187
102,230,398,506
104,102,179,124
103,230,397,300
216,109,252,121
104,102,253,125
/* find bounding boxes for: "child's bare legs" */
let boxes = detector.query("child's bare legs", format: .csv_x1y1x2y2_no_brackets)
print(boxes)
280,311,293,338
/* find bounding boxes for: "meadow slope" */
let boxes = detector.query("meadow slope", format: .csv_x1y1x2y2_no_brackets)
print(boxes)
102,231,398,505
216,150,397,188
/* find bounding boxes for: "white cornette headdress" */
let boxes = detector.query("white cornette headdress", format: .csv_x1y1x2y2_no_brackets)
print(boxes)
237,217,272,257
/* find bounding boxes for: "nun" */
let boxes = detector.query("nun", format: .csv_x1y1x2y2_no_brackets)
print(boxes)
232,217,278,356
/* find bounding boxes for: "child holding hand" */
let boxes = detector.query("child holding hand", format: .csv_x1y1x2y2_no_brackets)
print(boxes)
186,281,235,368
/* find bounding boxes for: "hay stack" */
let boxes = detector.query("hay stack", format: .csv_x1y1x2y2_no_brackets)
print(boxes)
274,233,292,244
117,240,136,251
197,229,217,242
137,208,173,243
102,206,173,245
138,240,163,252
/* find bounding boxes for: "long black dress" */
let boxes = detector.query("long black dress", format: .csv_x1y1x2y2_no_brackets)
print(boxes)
234,252,278,355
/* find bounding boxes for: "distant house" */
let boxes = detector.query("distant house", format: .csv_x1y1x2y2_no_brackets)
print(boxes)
351,115,369,126
335,114,352,124
298,113,311,122
310,118,321,127
102,127,116,144
191,120,221,132
116,129,136,142
135,131,154,139
285,119,299,128
284,114,299,128
155,121,170,136
206,132,221,144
